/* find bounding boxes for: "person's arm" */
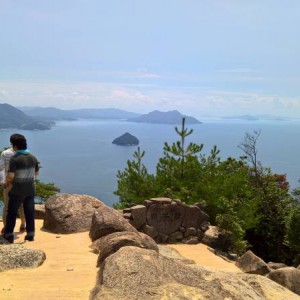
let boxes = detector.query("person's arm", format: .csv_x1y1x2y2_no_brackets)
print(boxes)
4,172,14,188
4,157,16,188
0,153,5,172
35,160,40,176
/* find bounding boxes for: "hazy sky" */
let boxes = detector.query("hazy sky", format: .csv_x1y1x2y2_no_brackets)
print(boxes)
1,1,300,118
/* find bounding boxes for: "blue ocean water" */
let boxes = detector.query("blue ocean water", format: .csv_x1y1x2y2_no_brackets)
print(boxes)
1,119,300,208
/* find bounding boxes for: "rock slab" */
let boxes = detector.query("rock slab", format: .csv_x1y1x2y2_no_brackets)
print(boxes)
90,246,299,300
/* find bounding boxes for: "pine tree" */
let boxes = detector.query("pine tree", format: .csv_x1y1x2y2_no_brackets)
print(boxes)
114,147,155,208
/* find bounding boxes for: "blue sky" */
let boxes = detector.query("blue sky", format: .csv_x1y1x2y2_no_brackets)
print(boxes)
1,1,300,118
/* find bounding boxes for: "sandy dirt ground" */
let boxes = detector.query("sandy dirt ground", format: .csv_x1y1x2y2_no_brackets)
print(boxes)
0,219,240,300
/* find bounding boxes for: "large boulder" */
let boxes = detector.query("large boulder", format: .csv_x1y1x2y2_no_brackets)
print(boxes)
0,244,46,272
267,267,300,295
90,246,299,300
91,231,158,265
236,250,271,275
89,206,137,242
43,193,104,234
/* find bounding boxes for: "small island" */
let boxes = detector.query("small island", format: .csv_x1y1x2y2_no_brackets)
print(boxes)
127,110,201,124
112,132,139,146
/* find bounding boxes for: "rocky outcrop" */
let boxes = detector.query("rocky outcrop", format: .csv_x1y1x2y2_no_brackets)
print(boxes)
88,203,299,299
43,193,104,234
89,206,137,242
267,267,300,296
122,198,209,244
236,250,271,275
0,244,46,272
90,246,299,300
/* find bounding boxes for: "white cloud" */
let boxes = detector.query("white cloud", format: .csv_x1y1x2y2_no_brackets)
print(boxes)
1,79,300,118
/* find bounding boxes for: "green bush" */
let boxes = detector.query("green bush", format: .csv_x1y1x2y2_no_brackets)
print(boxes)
286,205,300,253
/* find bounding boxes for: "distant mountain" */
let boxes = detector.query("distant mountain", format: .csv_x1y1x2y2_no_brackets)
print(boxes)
19,107,140,120
127,110,201,124
69,108,140,119
0,103,52,130
19,107,76,120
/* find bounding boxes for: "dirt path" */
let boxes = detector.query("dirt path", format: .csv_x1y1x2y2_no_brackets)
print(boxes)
0,219,240,300
169,244,241,273
0,219,98,300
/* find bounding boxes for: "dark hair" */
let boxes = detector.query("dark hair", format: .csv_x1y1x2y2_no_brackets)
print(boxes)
10,134,27,150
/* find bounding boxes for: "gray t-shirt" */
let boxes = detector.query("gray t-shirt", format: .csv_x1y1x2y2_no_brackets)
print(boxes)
9,153,39,196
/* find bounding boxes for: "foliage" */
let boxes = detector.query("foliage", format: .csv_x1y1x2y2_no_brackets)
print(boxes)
215,197,249,254
238,133,295,262
248,178,294,262
114,120,299,262
155,117,204,203
113,147,156,208
35,179,60,202
286,201,300,253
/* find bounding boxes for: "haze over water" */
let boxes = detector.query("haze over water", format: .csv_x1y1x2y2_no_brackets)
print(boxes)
1,119,299,207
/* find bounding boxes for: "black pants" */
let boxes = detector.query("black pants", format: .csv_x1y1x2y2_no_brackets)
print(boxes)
4,193,35,238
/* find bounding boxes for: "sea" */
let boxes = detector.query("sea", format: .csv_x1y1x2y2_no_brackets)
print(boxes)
1,118,300,211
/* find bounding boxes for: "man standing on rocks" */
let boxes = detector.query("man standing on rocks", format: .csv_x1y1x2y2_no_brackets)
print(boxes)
0,134,27,234
2,134,39,243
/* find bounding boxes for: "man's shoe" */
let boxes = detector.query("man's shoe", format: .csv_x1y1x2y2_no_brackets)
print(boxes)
19,224,26,233
24,235,34,242
3,235,14,244
1,227,5,235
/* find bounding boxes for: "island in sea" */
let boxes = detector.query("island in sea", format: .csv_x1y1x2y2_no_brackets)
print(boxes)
127,110,201,124
112,132,139,146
